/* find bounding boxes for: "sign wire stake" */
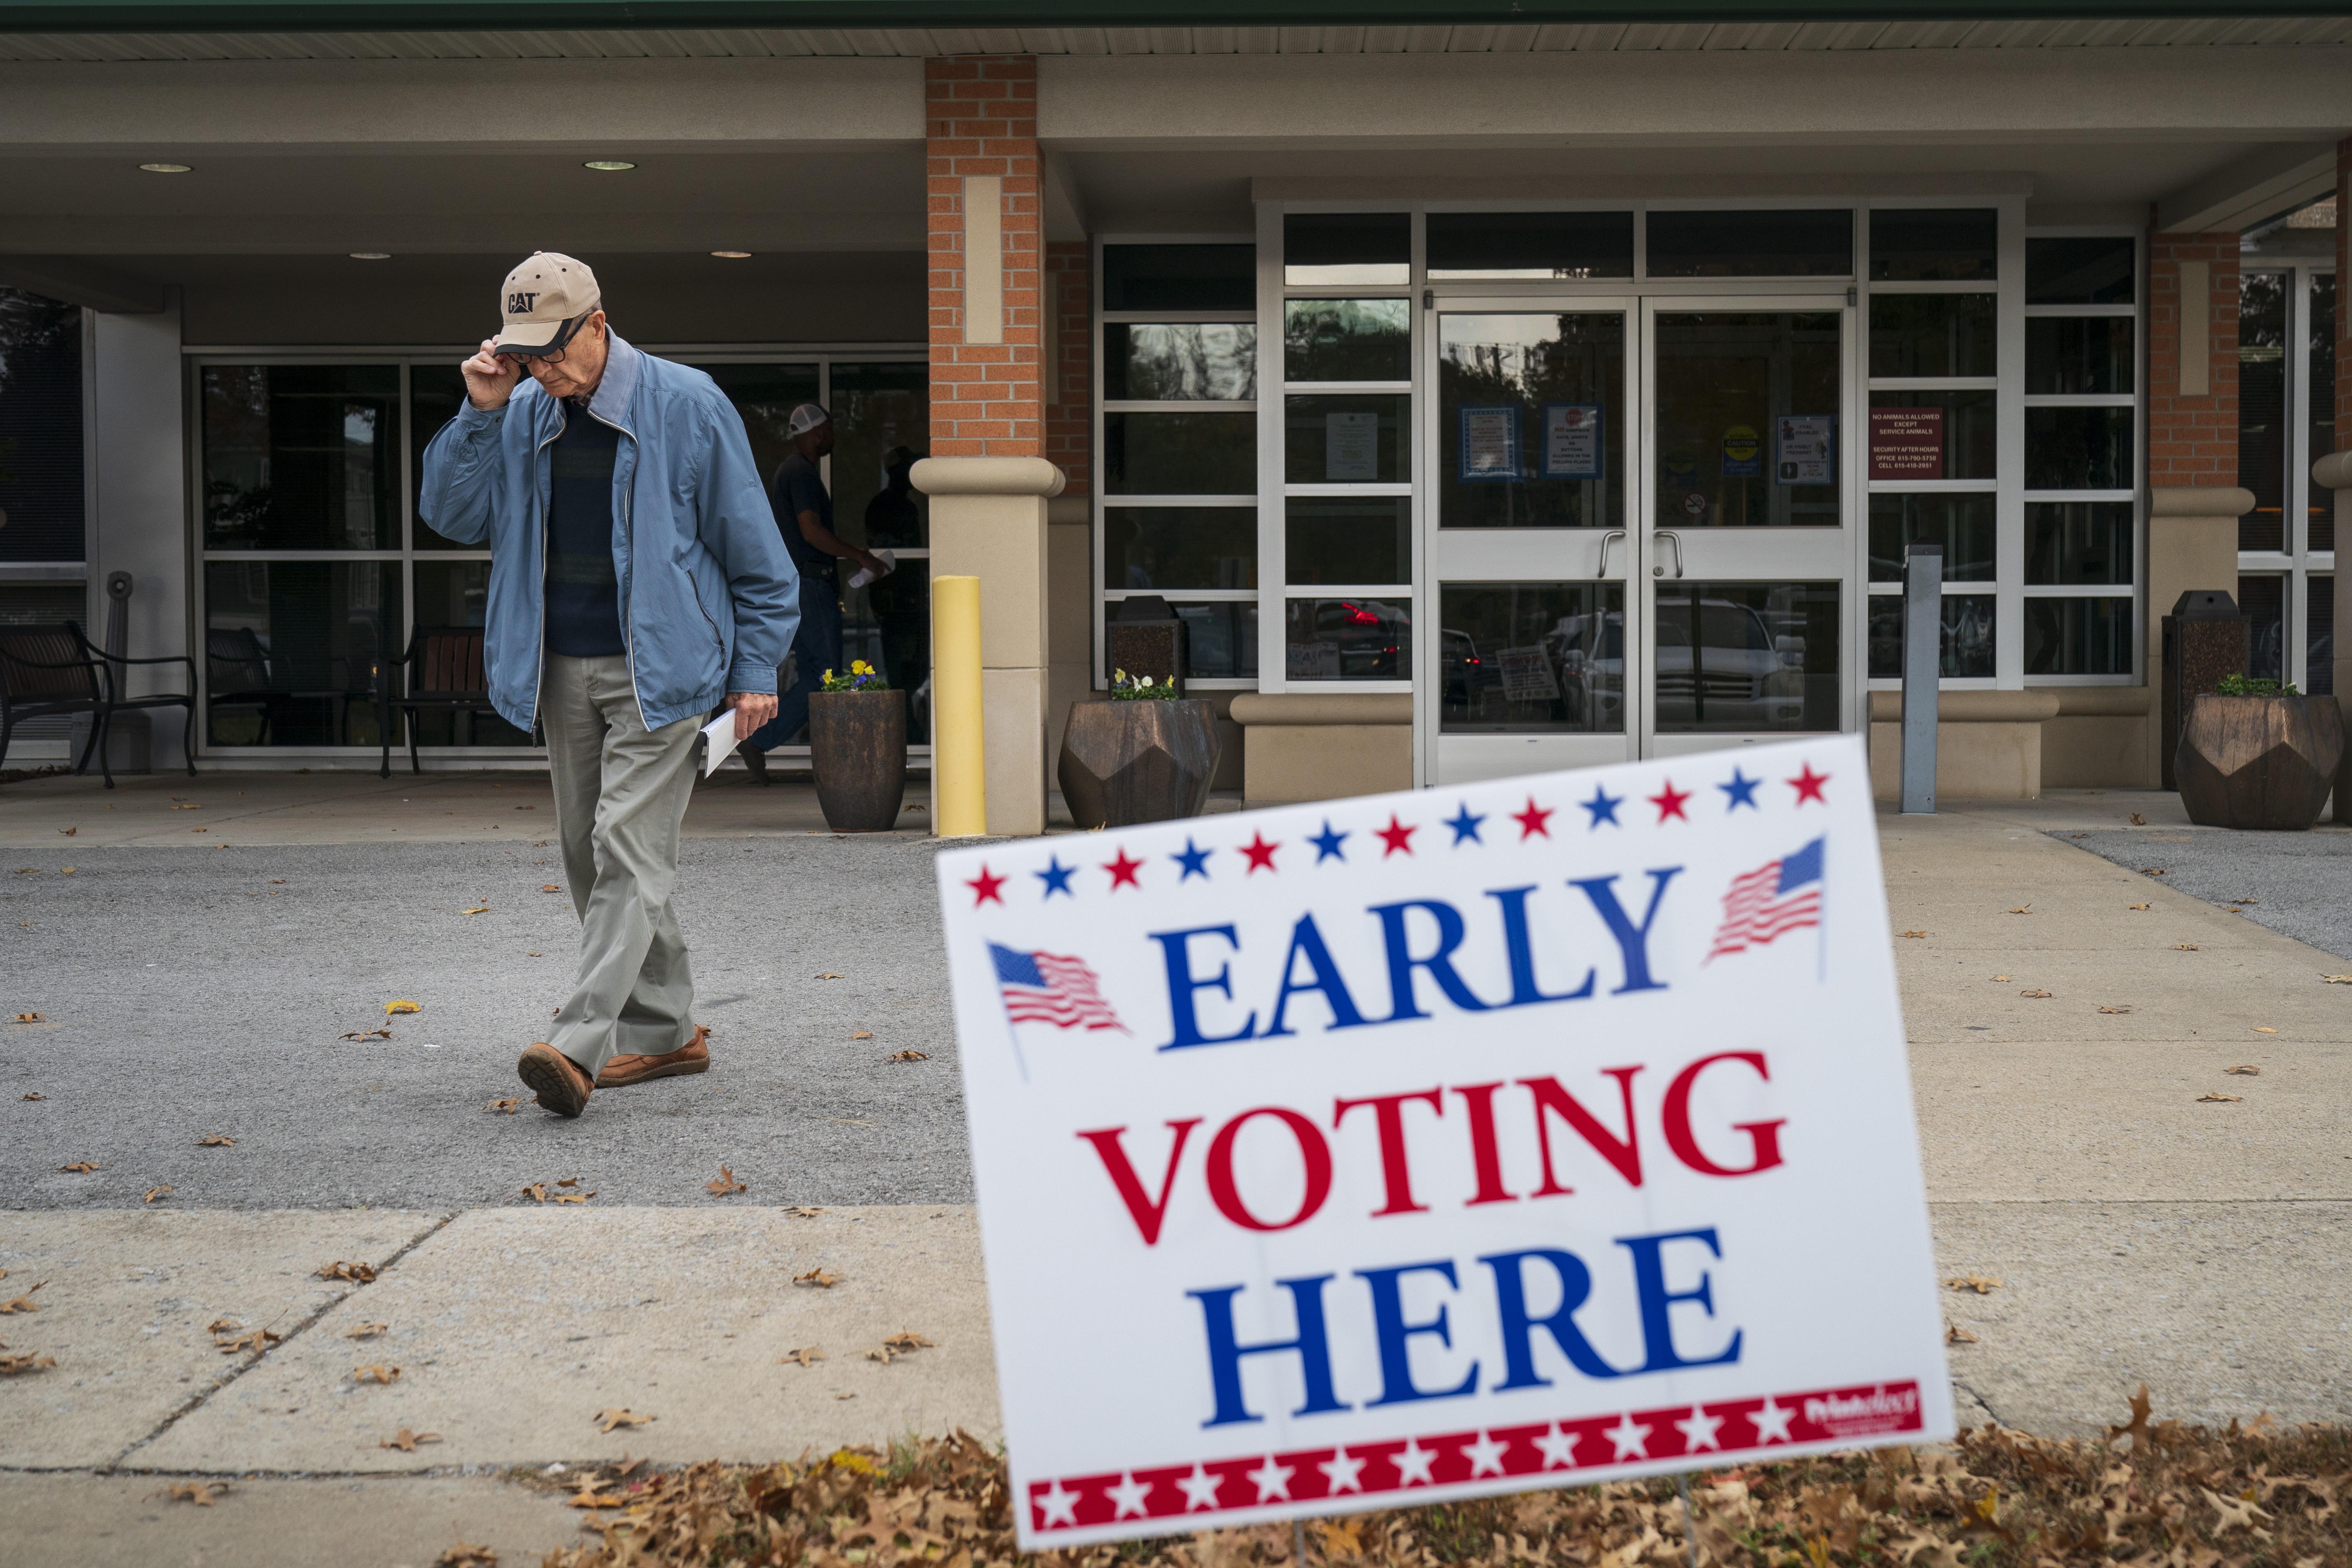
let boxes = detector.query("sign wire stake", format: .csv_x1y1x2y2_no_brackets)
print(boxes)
1678,1473,1699,1568
1293,1517,1309,1567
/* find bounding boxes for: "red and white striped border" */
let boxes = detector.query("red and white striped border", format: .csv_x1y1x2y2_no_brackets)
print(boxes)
1026,1381,1923,1534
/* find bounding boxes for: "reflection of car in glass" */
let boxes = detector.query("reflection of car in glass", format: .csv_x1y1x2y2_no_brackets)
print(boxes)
1441,628,1488,709
1654,597,1804,728
1300,599,1409,679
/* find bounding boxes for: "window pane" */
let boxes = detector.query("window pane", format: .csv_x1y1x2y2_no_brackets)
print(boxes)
1104,323,1257,401
2025,317,2133,394
1868,293,1995,379
1283,299,1409,383
407,561,531,746
1286,496,1409,586
1284,213,1409,286
2026,501,2133,585
1645,209,1853,279
409,363,472,549
1653,581,1840,732
1426,211,1633,280
2238,272,2288,552
0,289,84,563
1869,390,1996,482
1438,311,1624,530
1285,394,1409,484
1285,596,1409,680
2025,406,2132,491
2238,573,2285,684
1174,601,1259,680
2026,236,2134,304
204,560,399,746
829,362,930,552
1867,593,1996,679
2309,272,2336,553
1869,493,1995,583
1102,244,1254,311
1655,312,1842,528
203,365,399,550
850,569,929,738
2023,596,2133,676
1104,411,1256,494
1104,506,1256,591
1868,209,1997,282
2309,575,2334,698
1438,582,1626,734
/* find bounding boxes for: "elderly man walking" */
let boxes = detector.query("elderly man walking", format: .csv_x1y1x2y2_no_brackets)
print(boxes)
420,253,797,1117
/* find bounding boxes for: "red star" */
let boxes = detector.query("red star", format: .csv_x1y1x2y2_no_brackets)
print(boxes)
1239,833,1280,873
967,865,1006,906
1512,797,1554,840
1788,763,1831,806
1102,848,1144,890
1649,780,1691,823
1376,815,1417,857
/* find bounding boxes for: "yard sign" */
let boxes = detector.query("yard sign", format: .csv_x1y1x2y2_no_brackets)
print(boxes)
938,734,1950,1549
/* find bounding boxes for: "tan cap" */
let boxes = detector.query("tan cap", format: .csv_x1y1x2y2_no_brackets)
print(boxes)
493,251,600,355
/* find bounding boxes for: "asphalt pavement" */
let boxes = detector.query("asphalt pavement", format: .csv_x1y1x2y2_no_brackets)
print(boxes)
2060,822,2352,961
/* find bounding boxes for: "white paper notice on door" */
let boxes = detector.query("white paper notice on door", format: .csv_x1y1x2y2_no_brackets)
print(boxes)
1325,411,1379,481
1541,403,1602,479
1458,405,1520,482
1495,644,1562,703
1776,414,1834,486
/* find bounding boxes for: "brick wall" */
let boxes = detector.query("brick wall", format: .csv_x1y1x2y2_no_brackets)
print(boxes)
1045,241,1092,494
926,55,1042,460
2145,225,2240,490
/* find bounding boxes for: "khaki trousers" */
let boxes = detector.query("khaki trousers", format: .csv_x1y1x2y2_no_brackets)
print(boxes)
542,653,701,1076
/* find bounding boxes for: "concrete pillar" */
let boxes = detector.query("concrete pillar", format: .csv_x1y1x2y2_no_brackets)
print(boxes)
88,297,189,769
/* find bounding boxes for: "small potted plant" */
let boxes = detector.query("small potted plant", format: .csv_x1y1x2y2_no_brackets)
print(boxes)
1056,668,1221,829
808,659,907,832
2175,671,2344,831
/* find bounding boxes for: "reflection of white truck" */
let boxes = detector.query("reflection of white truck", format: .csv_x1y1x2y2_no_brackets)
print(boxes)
1565,599,1804,730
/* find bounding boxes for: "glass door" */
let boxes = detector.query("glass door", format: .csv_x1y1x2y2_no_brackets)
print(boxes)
1638,298,1856,759
1423,297,1636,784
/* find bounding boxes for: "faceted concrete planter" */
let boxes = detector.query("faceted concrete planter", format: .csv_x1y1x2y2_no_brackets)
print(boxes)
2174,693,2344,831
1057,699,1220,830
809,688,908,832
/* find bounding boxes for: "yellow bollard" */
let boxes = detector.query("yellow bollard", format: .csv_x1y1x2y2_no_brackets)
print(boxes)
931,574,986,837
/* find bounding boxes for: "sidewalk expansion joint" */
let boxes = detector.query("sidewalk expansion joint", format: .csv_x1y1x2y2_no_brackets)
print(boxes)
98,1208,460,1473
1952,1379,2007,1430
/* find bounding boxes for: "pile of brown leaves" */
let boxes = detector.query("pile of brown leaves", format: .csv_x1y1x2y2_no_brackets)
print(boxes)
535,1392,2346,1568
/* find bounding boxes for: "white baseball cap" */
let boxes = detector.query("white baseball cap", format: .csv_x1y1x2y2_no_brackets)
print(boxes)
787,402,832,436
494,252,601,356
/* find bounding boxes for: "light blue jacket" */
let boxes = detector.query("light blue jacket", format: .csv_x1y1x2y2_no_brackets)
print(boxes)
418,333,800,733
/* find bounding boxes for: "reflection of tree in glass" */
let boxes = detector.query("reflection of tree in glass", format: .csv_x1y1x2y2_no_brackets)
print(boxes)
1120,325,1255,401
1285,301,1407,383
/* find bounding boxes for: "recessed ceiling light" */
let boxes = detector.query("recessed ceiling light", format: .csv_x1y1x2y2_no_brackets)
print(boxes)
711,250,753,259
583,160,636,172
139,162,192,173
349,252,391,260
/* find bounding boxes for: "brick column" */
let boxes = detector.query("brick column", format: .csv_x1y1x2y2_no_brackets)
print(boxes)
916,54,1065,835
2143,222,2252,788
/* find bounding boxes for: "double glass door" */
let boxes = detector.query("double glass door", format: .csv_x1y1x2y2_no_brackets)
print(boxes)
1424,294,1855,784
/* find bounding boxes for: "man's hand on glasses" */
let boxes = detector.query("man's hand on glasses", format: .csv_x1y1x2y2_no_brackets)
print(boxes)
462,339,522,411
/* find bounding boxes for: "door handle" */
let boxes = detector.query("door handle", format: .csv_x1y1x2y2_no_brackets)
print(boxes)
1596,529,1626,579
1652,530,1685,579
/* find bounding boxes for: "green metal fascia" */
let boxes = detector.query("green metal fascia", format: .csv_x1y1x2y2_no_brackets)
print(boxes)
3,0,2349,35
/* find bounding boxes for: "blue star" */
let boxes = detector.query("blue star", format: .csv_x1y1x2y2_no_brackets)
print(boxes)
1035,856,1076,898
1171,838,1212,880
1581,786,1623,829
1718,768,1762,811
1308,820,1349,863
1443,802,1486,846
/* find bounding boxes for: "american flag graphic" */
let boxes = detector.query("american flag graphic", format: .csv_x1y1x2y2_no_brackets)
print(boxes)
989,943,1128,1033
1706,836,1826,963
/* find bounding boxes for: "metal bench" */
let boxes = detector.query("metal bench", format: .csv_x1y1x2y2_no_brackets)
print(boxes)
0,620,197,788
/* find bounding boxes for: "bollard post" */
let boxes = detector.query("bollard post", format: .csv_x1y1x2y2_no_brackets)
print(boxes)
933,574,987,837
1900,542,1941,815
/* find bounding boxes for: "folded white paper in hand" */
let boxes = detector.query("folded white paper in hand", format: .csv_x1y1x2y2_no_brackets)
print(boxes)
701,709,743,779
847,548,897,590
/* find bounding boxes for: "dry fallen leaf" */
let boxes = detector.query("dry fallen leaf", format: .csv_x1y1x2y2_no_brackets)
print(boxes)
865,1346,897,1364
379,1427,441,1451
385,1000,421,1015
353,1364,401,1384
882,1332,935,1351
20,1093,43,1101
2225,1065,2261,1076
58,1161,96,1173
461,906,490,916
13,1012,46,1023
2128,903,2151,910
2175,943,2200,951
58,826,75,835
551,1190,596,1204
556,1176,581,1186
0,1353,57,1375
779,1346,824,1368
163,1481,230,1506
815,973,844,980
2145,867,2169,876
785,1206,826,1218
2197,1092,2244,1104
339,1028,393,1041
2325,975,2352,984
347,1322,390,1339
432,1539,494,1567
521,1183,548,1203
143,1186,172,1204
1990,974,2011,982
0,1282,46,1313
2020,989,2053,999
207,1318,240,1334
2250,1026,2278,1034
317,1261,378,1284
2128,812,2146,826
542,884,562,893
594,1408,654,1433
885,1049,929,1062
834,1392,856,1400
2007,904,2031,915
216,1327,282,1355
1899,930,1927,939
1944,1273,2002,1294
1946,1323,1979,1344
197,1135,235,1147
485,1097,521,1114
2097,1005,2133,1014
794,1267,843,1288
850,1030,874,1040
705,1164,748,1197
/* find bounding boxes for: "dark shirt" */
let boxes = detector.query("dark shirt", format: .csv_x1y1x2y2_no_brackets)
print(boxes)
773,452,833,577
543,398,627,658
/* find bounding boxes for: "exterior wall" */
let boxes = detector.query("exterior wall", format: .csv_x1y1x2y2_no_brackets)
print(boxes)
1045,241,1092,493
88,299,188,771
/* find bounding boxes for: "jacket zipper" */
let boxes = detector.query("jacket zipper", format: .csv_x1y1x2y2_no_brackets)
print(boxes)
583,403,651,732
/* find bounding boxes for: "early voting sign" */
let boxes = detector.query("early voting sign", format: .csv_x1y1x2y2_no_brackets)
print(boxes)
938,734,1950,1549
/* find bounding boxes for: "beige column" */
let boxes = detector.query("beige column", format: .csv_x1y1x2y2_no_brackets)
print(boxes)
913,456,1066,836
2143,486,2252,788
2318,453,2352,822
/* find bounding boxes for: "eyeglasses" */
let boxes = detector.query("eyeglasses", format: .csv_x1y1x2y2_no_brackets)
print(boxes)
497,312,592,366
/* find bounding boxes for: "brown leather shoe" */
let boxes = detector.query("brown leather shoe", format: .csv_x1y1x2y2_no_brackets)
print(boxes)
595,1024,711,1089
518,1043,594,1117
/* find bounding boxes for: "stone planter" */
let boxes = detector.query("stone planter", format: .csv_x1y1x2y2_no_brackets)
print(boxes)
2175,693,2344,831
809,688,908,832
1058,698,1220,829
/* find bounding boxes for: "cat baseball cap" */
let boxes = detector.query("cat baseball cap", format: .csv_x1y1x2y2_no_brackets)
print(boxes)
493,252,601,356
